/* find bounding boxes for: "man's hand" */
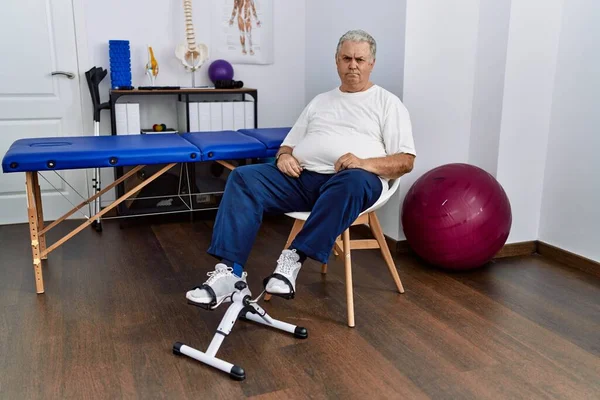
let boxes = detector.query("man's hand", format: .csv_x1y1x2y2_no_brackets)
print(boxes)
335,153,366,173
277,154,303,178
335,152,415,179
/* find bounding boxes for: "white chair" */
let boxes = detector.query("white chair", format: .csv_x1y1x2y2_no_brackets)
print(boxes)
265,178,405,327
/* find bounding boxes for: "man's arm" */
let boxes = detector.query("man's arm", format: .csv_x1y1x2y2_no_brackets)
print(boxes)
275,145,294,158
335,152,415,179
350,94,417,180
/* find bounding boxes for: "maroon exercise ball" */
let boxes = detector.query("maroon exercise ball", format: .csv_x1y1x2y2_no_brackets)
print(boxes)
401,163,512,270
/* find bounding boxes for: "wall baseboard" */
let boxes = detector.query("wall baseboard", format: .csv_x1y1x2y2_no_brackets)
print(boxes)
394,239,537,258
390,237,598,277
493,241,537,258
537,241,600,278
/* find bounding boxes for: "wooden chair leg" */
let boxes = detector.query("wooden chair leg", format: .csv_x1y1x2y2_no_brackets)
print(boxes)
32,173,47,259
285,219,304,248
369,212,405,293
26,172,44,294
333,236,344,260
343,228,355,327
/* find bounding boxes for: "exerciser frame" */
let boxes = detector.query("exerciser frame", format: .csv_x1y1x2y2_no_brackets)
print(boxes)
174,281,307,380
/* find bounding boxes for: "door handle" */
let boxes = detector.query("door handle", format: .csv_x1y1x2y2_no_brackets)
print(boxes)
51,71,76,79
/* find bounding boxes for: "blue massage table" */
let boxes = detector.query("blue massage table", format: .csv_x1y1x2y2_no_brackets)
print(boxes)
2,127,291,294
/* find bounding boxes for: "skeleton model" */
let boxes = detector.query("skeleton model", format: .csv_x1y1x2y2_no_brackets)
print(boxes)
175,0,208,86
229,0,261,56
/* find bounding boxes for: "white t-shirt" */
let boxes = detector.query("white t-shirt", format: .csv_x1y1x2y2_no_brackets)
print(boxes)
282,85,416,182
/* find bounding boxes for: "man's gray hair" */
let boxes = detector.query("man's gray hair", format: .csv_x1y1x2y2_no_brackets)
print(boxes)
336,30,377,60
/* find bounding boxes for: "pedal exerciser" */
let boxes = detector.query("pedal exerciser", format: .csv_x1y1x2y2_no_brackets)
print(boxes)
173,281,307,380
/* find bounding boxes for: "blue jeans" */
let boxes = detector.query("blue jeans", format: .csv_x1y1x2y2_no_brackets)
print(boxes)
207,163,383,265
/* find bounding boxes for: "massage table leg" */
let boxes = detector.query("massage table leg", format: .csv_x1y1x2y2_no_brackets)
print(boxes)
25,172,45,293
25,163,176,293
31,173,47,259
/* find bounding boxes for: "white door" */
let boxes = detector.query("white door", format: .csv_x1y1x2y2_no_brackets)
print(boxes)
0,0,87,225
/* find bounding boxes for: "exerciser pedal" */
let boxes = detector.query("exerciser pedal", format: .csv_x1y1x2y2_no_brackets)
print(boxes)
186,283,222,310
174,281,307,380
262,273,296,300
263,290,295,300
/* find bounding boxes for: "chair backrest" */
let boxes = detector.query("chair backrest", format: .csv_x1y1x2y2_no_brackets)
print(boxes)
360,178,401,215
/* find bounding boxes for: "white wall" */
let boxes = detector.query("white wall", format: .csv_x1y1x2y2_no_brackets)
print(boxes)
468,0,511,176
305,0,407,239
495,0,563,243
402,0,595,251
79,0,306,204
401,0,481,239
538,0,600,262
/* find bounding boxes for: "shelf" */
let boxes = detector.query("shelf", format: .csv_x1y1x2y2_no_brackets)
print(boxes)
194,175,227,193
110,88,257,95
109,87,257,218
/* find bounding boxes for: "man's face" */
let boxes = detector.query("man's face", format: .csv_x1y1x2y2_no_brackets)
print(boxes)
336,41,375,89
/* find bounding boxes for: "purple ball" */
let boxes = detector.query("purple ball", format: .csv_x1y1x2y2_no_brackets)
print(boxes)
401,163,512,270
208,59,234,83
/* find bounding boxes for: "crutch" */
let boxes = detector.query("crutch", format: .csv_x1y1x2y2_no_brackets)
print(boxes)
85,66,110,232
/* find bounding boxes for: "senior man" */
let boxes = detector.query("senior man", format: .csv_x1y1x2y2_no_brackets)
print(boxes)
187,29,416,307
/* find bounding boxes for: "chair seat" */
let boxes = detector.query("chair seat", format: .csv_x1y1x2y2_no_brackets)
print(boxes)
284,178,398,221
285,211,311,221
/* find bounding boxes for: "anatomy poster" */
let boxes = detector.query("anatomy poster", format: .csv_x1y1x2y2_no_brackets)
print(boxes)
211,0,273,65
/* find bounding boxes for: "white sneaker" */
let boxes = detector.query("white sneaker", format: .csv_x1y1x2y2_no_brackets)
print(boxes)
265,249,302,297
186,263,247,307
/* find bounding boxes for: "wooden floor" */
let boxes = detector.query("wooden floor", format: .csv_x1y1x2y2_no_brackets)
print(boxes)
0,215,599,399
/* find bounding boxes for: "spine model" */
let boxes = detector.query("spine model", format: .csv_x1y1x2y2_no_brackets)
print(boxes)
175,0,208,72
